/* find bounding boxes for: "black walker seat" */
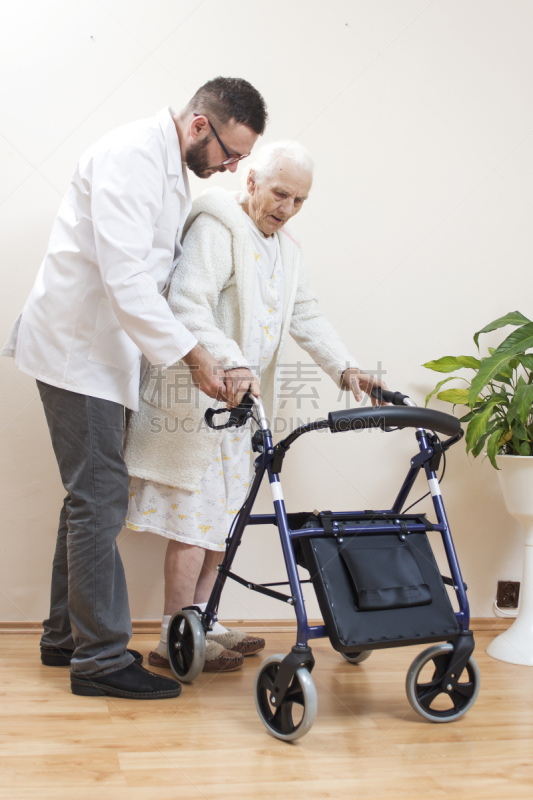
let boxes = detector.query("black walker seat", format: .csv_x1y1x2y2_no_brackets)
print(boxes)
294,513,459,653
166,388,480,741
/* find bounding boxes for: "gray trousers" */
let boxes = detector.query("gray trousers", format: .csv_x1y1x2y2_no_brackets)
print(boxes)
37,381,134,676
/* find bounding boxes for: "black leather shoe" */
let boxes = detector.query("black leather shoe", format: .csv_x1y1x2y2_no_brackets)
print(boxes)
70,661,182,699
41,645,143,667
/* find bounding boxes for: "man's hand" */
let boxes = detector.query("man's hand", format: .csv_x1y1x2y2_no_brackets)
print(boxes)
183,344,227,400
224,367,260,408
341,368,388,406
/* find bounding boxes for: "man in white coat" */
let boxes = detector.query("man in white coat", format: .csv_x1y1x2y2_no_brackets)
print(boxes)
2,77,267,699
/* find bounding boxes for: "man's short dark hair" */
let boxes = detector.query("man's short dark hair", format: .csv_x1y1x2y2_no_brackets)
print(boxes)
187,77,267,135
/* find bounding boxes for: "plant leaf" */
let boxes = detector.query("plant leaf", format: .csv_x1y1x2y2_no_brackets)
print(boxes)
422,356,466,374
507,398,520,426
512,419,529,441
424,376,465,407
494,362,513,380
468,322,533,404
465,408,492,453
437,388,470,404
518,354,533,372
465,398,502,453
493,371,513,386
487,428,503,468
456,355,481,369
472,431,491,458
473,311,532,349
483,388,509,403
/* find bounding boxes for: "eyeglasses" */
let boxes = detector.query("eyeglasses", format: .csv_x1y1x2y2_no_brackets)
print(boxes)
193,113,250,165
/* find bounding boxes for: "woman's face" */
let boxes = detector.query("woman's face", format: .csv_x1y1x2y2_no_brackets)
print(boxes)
245,159,312,236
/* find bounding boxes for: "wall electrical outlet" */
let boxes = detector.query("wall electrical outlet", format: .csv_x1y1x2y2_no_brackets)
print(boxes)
496,581,520,609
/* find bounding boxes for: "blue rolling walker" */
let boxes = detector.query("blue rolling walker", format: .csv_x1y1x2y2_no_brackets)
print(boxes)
167,388,480,741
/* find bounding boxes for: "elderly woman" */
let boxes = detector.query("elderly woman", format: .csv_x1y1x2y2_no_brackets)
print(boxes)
124,141,385,672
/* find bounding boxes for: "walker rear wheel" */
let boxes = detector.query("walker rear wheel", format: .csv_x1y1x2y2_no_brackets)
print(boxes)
254,654,317,741
167,610,206,683
342,650,372,665
406,643,480,722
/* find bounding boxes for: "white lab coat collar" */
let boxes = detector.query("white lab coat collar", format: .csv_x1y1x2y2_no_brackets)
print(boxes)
156,106,188,197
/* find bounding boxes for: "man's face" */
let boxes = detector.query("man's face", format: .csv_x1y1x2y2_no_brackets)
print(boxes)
247,159,312,235
186,120,259,179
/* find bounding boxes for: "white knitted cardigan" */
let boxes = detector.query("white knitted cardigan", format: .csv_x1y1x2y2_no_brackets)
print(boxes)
124,188,359,491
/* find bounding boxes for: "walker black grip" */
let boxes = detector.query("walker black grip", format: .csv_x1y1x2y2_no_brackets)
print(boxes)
328,406,462,437
205,407,225,430
371,387,409,406
205,392,254,430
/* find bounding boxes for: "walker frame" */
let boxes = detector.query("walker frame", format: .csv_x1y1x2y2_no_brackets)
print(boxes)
167,390,480,740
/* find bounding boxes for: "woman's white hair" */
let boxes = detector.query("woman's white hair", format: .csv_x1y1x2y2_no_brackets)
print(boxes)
240,141,313,199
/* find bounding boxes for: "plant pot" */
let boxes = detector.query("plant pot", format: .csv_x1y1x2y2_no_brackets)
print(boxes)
486,454,533,666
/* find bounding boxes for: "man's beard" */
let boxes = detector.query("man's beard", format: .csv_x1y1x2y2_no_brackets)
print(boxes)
185,137,227,179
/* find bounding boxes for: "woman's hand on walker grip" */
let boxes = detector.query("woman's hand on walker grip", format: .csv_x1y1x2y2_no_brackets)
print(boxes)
224,368,261,408
183,344,228,401
341,368,388,406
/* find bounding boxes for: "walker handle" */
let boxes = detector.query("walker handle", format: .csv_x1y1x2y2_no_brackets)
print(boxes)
328,405,462,437
371,387,410,406
205,392,255,430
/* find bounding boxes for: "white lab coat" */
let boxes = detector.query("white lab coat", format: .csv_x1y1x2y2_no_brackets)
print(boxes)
2,107,197,410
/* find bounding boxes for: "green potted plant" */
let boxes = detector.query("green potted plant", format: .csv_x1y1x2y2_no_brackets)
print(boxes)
423,311,533,467
423,310,533,666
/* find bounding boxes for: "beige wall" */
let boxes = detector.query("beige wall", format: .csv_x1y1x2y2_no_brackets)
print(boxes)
1,1,532,625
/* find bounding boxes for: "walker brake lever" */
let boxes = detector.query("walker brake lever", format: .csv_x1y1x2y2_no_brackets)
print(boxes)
205,391,255,430
370,387,410,432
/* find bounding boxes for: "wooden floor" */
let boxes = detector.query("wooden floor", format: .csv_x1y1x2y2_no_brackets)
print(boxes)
1,629,532,799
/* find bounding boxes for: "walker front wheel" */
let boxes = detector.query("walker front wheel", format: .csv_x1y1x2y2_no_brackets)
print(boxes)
167,610,206,683
254,654,317,742
342,650,372,665
406,643,480,723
